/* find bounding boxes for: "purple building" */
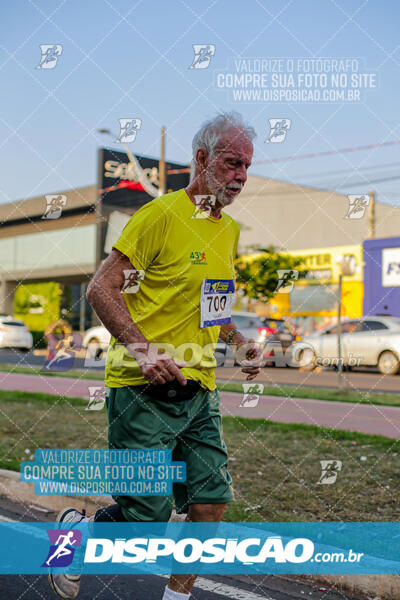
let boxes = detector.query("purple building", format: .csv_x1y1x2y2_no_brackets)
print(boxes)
363,237,400,317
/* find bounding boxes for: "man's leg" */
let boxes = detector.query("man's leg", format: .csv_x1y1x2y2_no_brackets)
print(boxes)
94,503,128,522
164,388,234,599
106,385,179,523
165,503,226,598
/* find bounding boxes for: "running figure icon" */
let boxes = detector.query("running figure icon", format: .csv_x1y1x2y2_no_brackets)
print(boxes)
46,532,78,566
43,529,82,568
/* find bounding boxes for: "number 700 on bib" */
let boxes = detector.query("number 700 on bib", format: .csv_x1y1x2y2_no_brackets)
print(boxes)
200,279,235,328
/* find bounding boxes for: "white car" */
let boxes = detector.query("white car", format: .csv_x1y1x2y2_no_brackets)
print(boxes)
82,326,111,359
0,315,33,351
297,316,400,375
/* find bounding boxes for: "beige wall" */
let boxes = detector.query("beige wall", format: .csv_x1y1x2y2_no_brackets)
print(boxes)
225,175,400,252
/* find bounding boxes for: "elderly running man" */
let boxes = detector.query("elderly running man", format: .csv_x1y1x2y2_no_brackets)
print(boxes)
49,111,262,600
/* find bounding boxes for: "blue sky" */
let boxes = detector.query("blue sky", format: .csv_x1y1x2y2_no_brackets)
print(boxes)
1,0,400,206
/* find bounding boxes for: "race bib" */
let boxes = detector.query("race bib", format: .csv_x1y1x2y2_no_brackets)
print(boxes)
200,279,235,328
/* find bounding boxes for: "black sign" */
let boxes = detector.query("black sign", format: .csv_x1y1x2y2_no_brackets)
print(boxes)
98,148,190,210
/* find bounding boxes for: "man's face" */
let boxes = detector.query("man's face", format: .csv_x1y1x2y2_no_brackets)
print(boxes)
202,128,253,207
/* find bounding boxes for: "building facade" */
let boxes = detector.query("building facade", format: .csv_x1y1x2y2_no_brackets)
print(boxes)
224,175,400,252
270,244,363,334
0,150,189,333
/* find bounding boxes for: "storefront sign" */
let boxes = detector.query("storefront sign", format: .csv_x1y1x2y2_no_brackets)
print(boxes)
382,247,400,287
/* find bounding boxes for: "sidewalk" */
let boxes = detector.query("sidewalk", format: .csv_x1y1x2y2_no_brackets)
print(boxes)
2,371,400,438
221,391,400,438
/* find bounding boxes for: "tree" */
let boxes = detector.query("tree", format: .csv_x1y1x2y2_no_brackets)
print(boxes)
13,281,62,330
235,245,308,304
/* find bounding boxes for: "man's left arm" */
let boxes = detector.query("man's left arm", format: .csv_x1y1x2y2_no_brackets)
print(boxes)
220,321,263,381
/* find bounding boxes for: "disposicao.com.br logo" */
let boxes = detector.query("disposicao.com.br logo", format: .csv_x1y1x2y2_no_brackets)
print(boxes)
83,535,362,566
3,522,395,575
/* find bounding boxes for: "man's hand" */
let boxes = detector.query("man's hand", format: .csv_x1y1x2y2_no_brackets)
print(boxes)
127,342,187,386
234,338,263,381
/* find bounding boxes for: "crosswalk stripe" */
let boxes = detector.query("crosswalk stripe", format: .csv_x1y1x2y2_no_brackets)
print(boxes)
158,574,273,599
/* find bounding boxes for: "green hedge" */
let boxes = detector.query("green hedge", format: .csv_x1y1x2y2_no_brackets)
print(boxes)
13,281,62,331
30,331,47,349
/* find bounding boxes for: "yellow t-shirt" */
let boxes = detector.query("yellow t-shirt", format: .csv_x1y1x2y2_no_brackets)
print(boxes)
104,188,240,390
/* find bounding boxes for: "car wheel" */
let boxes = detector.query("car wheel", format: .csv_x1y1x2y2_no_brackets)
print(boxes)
18,348,30,353
298,347,317,371
377,351,400,375
87,338,103,360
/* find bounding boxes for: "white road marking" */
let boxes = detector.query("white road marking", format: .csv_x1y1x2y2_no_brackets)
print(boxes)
159,574,274,599
0,514,47,540
28,504,51,513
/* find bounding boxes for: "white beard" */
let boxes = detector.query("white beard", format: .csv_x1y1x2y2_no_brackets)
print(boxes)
204,171,235,207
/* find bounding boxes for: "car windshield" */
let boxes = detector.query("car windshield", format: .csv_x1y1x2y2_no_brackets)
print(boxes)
233,315,264,328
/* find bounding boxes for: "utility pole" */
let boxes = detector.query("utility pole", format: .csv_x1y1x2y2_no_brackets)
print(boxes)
95,147,104,271
79,282,86,332
159,126,166,196
337,273,344,393
368,189,375,239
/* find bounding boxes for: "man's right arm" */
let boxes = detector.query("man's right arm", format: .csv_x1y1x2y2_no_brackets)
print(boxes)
86,249,146,348
86,249,186,385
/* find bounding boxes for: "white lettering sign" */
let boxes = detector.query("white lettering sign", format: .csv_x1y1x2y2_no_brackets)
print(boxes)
382,248,400,287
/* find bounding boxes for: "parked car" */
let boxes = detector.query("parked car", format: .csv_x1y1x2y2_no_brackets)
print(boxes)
0,315,33,351
82,326,111,359
259,317,297,367
215,311,267,366
296,316,400,375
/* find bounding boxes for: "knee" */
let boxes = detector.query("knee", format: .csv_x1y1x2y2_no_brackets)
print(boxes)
128,502,172,522
188,503,226,522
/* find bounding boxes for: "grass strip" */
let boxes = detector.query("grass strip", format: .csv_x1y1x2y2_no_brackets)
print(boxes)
1,390,398,522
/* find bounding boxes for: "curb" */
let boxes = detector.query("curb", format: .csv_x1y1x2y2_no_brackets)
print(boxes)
0,468,110,515
0,468,398,599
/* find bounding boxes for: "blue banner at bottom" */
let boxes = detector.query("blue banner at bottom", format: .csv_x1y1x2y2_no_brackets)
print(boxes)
2,522,400,574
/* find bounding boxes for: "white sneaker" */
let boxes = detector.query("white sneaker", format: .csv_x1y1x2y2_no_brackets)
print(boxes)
48,507,92,599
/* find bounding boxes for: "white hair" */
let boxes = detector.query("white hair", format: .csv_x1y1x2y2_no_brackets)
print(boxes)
190,112,256,179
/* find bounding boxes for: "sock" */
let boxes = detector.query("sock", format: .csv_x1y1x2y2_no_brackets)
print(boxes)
162,585,190,600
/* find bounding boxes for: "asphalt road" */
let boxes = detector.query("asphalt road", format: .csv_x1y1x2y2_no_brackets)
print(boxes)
0,497,358,600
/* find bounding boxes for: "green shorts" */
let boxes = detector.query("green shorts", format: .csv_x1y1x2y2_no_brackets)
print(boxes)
106,383,234,522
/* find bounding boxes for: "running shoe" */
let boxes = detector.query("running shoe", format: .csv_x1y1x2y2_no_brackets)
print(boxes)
48,507,92,600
